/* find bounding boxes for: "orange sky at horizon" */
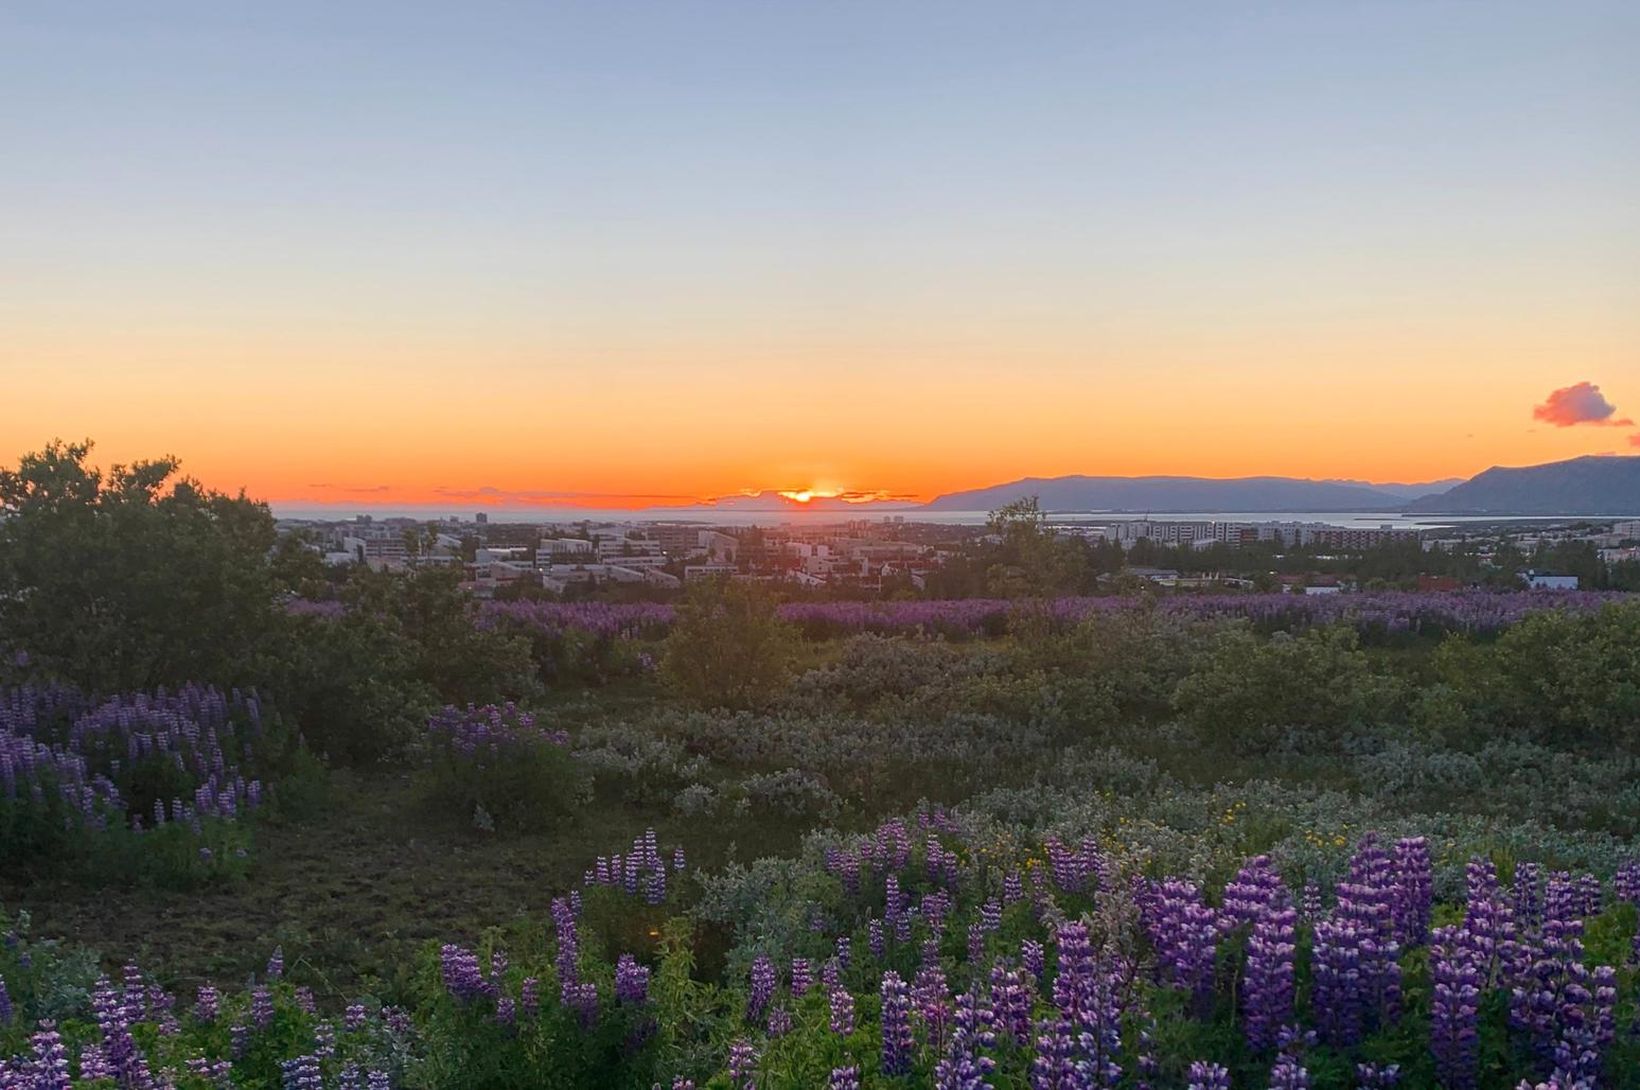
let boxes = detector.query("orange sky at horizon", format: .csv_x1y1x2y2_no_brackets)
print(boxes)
5,312,1637,510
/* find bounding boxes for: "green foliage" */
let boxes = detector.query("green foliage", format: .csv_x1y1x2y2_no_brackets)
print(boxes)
662,580,797,710
1173,624,1405,754
420,723,590,835
0,440,279,691
268,611,435,766
1427,602,1640,747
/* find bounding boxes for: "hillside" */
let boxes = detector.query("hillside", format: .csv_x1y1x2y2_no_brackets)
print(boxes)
1406,455,1640,514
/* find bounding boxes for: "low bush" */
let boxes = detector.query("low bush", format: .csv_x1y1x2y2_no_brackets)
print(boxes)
420,704,590,832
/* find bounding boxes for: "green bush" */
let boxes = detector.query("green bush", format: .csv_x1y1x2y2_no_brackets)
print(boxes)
661,580,797,710
1172,624,1405,754
420,704,591,832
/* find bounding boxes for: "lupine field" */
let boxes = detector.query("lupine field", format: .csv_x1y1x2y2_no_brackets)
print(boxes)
4,452,1640,1087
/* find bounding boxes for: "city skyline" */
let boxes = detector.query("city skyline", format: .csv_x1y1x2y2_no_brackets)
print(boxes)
3,2,1638,507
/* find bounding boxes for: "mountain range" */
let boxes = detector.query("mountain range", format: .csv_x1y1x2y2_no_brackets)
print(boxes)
920,457,1640,515
1404,455,1640,515
922,475,1448,513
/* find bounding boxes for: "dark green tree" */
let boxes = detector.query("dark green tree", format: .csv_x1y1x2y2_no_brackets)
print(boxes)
0,440,280,691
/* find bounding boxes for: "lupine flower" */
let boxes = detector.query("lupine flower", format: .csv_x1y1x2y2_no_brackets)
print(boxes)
766,1006,792,1037
829,1067,861,1090
1354,1063,1401,1089
251,984,274,1029
520,978,540,1019
1188,1060,1230,1090
747,955,777,1023
990,960,1033,1046
829,986,855,1035
344,1003,368,1031
1243,902,1298,1052
28,1022,72,1090
1391,837,1433,947
1430,925,1482,1089
1029,1016,1076,1090
913,963,952,1052
1269,1055,1310,1090
790,958,812,996
728,1038,758,1090
267,946,285,980
280,1054,323,1090
934,988,997,1090
0,973,10,1025
881,971,914,1075
616,954,651,1005
1022,939,1045,981
1144,879,1219,1005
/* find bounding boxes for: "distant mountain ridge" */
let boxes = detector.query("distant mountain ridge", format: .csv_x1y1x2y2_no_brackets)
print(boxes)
1404,456,1640,515
922,475,1443,513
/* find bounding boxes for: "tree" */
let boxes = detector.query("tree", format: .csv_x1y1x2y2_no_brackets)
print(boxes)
661,579,796,709
984,496,1085,597
0,440,280,691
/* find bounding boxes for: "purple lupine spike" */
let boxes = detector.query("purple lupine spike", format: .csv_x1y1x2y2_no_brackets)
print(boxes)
250,984,274,1029
881,971,914,1075
1353,1062,1401,1089
746,955,777,1023
766,1005,792,1037
1429,925,1482,1089
1269,1055,1311,1090
728,1038,758,1090
0,974,13,1025
27,1022,72,1090
829,986,855,1035
615,954,650,1005
267,945,285,980
1030,1016,1076,1090
1144,878,1220,1007
828,1067,861,1090
1244,901,1298,1052
990,960,1033,1046
1021,938,1045,982
281,1053,323,1090
1188,1061,1230,1090
934,988,998,1090
913,963,953,1053
868,917,886,960
790,958,812,997
344,1003,368,1031
1391,837,1433,947
520,978,539,1019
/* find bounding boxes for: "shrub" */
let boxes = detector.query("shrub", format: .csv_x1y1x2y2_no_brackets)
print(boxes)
1429,601,1640,747
420,704,589,832
1172,624,1404,753
661,580,797,710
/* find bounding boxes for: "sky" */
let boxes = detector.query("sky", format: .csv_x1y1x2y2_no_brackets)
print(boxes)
2,2,1638,510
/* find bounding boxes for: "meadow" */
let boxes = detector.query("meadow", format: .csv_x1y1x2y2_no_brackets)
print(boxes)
4,580,1640,1089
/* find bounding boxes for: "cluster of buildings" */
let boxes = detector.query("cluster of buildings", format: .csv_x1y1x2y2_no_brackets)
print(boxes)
277,510,1638,599
291,515,947,597
1098,519,1419,550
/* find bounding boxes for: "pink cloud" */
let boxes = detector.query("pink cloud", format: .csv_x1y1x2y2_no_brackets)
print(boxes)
1532,381,1632,427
